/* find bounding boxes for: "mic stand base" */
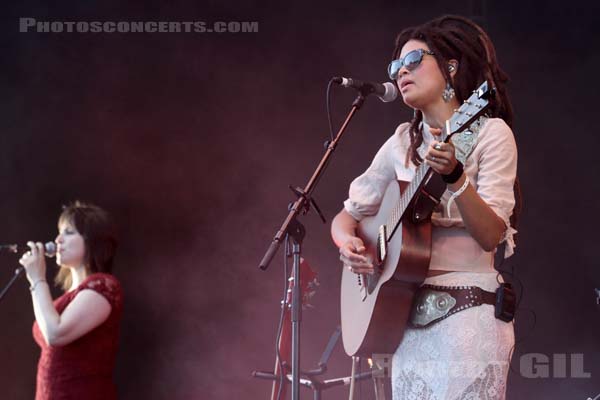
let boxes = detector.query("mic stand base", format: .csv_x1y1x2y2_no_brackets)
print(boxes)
253,326,374,400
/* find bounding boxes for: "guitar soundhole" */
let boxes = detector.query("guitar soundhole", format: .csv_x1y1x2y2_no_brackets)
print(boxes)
366,273,379,295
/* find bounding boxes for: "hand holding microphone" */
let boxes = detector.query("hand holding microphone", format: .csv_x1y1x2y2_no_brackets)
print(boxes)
0,242,56,257
0,241,54,300
18,242,55,287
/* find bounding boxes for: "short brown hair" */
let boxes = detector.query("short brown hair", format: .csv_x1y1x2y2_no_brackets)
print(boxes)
55,201,118,291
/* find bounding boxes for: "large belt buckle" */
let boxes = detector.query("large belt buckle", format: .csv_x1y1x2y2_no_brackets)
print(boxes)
410,288,457,328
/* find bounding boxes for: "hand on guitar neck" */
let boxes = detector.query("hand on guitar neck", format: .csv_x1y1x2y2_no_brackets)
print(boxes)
423,127,460,178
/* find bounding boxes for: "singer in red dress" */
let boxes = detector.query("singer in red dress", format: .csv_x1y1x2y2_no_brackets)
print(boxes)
19,201,123,400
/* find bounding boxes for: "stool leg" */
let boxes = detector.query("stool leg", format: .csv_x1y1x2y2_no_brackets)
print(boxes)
348,356,359,400
370,354,393,400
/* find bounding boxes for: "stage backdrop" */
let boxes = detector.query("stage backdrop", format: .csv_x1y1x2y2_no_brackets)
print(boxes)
0,1,598,399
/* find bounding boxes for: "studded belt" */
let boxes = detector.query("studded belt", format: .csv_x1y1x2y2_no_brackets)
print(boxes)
409,284,496,328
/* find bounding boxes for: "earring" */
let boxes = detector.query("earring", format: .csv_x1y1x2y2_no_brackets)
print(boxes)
448,64,456,73
442,82,455,102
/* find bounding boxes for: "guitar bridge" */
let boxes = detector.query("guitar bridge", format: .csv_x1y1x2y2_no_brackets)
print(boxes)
377,225,388,264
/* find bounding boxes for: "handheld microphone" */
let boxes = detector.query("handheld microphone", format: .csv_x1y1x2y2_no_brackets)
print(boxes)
0,242,57,257
332,77,398,103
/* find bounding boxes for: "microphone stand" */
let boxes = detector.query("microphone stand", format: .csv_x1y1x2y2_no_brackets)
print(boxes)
259,89,370,400
0,266,25,301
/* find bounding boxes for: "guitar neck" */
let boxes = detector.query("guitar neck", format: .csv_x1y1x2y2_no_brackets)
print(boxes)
382,108,477,239
384,161,432,238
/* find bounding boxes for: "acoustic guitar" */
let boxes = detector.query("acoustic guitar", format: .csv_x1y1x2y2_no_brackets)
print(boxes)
340,81,493,356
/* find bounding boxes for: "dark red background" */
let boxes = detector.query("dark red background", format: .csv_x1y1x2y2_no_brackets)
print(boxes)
0,1,598,399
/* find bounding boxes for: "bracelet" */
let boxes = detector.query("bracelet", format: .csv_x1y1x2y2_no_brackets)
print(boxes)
446,176,470,218
442,161,464,184
29,279,47,292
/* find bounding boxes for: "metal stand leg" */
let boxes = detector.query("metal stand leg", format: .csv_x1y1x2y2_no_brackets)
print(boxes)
291,239,302,400
370,353,393,400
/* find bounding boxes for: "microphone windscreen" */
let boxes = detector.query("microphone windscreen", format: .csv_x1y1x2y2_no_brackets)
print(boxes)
379,82,398,103
44,242,57,258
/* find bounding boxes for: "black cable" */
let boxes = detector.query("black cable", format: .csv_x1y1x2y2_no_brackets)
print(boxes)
326,78,336,143
506,306,537,377
495,254,537,377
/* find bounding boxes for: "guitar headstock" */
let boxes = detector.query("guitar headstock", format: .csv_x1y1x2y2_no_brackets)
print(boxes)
443,81,494,140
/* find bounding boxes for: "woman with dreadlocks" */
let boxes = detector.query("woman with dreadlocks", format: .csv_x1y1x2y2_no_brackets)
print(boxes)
331,15,519,399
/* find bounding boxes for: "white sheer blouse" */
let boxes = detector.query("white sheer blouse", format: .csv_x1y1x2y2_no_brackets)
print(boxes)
343,117,518,272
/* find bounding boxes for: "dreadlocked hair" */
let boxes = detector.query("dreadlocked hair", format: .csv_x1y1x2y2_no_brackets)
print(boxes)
392,15,521,232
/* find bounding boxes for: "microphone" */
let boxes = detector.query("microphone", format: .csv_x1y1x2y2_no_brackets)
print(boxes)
333,77,398,103
0,242,57,257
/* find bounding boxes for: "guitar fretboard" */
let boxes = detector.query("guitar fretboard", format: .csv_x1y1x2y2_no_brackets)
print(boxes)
384,157,431,240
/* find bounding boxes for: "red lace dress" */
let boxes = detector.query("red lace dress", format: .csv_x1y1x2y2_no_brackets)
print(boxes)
32,273,123,400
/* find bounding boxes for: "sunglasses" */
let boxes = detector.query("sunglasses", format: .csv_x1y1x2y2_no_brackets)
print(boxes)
388,49,435,80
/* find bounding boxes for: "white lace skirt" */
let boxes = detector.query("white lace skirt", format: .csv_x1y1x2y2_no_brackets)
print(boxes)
392,272,514,400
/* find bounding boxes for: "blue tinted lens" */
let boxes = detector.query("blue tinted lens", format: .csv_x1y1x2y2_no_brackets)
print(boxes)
403,50,423,69
388,59,402,80
388,49,426,80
